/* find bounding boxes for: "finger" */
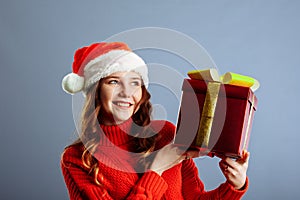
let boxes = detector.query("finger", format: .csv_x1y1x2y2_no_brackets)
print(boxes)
242,150,250,162
219,160,230,172
185,150,201,159
175,148,200,160
236,150,250,164
183,153,190,160
180,152,192,160
219,162,234,180
222,157,236,169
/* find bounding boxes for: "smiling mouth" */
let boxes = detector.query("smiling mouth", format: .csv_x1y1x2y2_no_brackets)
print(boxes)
113,101,133,108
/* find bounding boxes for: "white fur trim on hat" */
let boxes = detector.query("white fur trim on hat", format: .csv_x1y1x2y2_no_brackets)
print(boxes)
83,50,148,91
62,73,85,94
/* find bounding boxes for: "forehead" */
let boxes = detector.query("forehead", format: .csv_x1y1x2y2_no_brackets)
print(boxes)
106,71,141,79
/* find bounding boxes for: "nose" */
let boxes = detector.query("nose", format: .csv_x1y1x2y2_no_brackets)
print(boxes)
118,83,133,98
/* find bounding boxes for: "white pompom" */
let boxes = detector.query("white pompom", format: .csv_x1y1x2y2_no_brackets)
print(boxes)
62,73,84,94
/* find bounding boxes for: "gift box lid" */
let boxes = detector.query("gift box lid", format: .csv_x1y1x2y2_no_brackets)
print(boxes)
182,79,258,109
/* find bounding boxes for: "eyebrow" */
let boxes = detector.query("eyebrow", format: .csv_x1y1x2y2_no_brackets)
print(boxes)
105,76,120,79
130,77,142,80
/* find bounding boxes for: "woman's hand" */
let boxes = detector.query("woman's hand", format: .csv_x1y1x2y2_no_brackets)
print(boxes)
149,144,199,176
219,150,250,190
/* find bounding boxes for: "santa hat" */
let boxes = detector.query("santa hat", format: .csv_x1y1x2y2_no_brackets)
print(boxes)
62,42,148,94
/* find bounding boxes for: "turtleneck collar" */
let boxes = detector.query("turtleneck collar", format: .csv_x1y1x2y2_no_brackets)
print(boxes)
99,118,135,148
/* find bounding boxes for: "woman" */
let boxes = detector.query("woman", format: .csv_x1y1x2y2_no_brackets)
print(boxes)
61,42,249,199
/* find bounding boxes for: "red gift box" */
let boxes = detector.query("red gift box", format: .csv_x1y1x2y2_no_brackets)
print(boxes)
174,79,258,158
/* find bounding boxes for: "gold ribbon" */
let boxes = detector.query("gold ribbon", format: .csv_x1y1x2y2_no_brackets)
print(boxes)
195,82,221,148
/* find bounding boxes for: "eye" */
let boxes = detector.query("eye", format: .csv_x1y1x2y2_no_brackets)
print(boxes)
131,81,141,86
108,80,119,85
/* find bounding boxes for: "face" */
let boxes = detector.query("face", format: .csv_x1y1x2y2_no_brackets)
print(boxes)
99,71,143,125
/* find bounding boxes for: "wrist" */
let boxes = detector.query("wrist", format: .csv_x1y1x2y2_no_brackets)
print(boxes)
234,182,245,190
230,176,248,191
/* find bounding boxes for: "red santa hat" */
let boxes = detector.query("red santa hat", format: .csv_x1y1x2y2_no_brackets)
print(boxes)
62,42,148,94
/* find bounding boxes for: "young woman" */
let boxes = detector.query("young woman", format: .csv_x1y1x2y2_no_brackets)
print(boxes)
61,42,249,199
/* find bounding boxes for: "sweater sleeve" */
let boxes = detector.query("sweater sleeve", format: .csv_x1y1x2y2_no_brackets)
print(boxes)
61,145,168,200
126,171,168,199
61,145,113,200
181,159,248,200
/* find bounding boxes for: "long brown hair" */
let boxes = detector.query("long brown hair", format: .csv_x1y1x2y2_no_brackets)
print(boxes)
63,79,158,185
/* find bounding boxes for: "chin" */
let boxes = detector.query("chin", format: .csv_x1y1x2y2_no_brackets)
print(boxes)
113,114,132,124
112,108,134,122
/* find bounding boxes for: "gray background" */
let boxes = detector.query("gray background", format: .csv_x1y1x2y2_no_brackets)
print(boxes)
1,0,299,199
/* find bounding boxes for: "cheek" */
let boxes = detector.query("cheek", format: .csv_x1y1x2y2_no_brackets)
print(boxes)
133,88,143,103
132,89,143,113
100,89,114,111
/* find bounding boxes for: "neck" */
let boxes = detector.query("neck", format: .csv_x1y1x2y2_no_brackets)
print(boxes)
99,118,135,148
98,111,130,126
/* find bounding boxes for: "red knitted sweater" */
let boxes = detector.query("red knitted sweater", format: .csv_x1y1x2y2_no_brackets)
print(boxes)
61,119,248,199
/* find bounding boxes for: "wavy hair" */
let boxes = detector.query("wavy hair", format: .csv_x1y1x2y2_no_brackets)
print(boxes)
62,79,158,186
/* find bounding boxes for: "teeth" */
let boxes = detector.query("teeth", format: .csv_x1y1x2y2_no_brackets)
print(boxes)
116,102,131,107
